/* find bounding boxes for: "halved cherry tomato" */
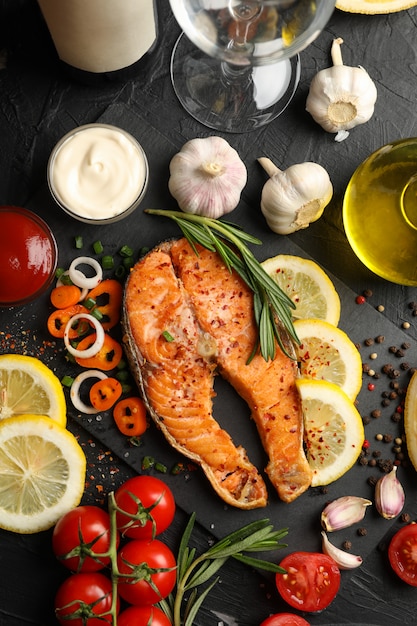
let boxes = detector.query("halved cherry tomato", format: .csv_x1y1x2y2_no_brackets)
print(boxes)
47,304,90,339
52,505,118,573
50,284,82,309
117,605,172,626
75,333,123,370
117,539,177,605
113,397,148,437
388,523,417,586
114,475,176,540
55,572,118,626
275,552,340,613
86,279,123,330
260,614,310,626
89,377,122,411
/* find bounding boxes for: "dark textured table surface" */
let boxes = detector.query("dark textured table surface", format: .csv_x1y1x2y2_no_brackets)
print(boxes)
2,2,417,625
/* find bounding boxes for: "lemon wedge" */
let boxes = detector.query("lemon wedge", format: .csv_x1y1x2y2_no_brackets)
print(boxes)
336,0,417,14
0,354,66,426
297,379,364,487
261,254,341,325
0,414,86,533
404,370,417,473
294,319,362,401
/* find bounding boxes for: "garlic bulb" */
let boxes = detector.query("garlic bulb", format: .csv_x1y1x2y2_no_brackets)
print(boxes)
168,136,247,219
258,157,333,235
306,37,377,141
321,532,363,570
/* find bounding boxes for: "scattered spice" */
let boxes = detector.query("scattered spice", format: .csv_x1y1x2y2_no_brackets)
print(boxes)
355,295,366,305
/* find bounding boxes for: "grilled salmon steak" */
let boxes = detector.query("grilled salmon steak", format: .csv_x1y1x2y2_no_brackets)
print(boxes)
123,239,312,508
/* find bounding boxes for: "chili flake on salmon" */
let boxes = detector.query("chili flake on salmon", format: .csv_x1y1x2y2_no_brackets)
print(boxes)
123,239,312,508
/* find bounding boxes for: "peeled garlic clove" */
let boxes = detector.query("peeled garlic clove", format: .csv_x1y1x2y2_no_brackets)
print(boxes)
321,496,372,532
375,466,405,520
321,532,362,570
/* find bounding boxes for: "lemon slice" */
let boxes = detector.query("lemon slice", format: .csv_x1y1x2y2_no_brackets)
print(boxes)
297,379,364,487
261,254,341,325
0,414,86,533
0,354,66,426
294,319,362,401
336,0,417,14
404,370,417,473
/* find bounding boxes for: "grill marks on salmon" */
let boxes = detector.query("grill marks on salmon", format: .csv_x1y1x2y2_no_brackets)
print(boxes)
123,244,268,509
170,239,313,503
123,239,312,508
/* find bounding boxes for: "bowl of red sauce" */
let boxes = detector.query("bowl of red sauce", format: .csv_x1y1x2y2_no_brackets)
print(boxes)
0,206,58,307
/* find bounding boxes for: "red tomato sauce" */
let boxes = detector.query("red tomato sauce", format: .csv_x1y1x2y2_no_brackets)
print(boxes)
0,206,57,306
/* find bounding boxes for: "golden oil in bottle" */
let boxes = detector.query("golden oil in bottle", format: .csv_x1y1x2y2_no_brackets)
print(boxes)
343,138,417,286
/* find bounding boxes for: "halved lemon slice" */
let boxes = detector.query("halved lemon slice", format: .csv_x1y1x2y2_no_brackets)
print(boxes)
294,319,362,401
404,370,417,473
261,254,341,325
0,414,86,533
297,379,364,487
0,354,66,426
336,0,417,14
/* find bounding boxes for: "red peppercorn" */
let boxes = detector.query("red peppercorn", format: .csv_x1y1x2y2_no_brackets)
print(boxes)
362,439,370,449
368,382,376,391
356,295,366,305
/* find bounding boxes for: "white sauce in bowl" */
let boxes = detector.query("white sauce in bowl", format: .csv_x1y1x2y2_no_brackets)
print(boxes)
49,125,148,222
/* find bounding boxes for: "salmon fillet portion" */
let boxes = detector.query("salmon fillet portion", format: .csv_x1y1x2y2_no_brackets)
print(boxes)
123,244,268,509
170,239,313,503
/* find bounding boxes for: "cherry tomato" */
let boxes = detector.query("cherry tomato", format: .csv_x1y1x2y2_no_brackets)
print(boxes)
388,523,417,586
260,614,311,626
55,572,118,626
116,539,177,605
275,552,340,613
115,475,175,539
117,605,172,626
52,505,118,572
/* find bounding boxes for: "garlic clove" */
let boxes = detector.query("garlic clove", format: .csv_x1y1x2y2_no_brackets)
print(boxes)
321,496,372,532
375,466,405,520
321,531,363,570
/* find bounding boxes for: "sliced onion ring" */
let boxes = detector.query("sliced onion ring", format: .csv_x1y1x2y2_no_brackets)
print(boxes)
56,270,88,301
70,369,108,414
64,313,105,358
69,256,103,290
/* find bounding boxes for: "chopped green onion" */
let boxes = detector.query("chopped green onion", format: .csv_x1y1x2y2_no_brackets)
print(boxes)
83,297,96,310
93,240,104,255
119,244,134,258
60,273,74,286
155,462,168,474
74,236,83,249
55,267,65,279
123,256,134,269
115,265,126,279
101,255,114,270
91,308,104,322
115,369,129,382
162,330,174,342
142,455,155,470
121,383,132,394
61,375,74,388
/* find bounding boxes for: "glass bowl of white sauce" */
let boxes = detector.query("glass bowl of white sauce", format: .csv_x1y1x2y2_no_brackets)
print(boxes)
48,123,149,224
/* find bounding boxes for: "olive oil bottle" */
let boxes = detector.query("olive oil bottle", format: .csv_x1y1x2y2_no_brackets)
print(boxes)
343,138,417,286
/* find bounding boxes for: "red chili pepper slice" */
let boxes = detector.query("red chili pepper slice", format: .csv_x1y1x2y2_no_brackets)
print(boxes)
86,279,123,330
47,304,90,339
75,333,123,370
89,377,122,411
113,397,148,437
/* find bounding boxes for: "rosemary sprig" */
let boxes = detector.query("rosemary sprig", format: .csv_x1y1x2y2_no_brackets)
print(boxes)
160,513,288,626
145,209,299,360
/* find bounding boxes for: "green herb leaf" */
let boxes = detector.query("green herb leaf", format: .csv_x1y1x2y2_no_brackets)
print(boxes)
145,209,299,360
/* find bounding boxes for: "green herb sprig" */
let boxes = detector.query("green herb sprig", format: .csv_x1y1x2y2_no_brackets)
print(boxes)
145,209,299,360
160,513,288,626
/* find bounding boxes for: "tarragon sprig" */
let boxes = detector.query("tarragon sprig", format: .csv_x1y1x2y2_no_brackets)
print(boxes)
145,209,299,360
159,513,288,626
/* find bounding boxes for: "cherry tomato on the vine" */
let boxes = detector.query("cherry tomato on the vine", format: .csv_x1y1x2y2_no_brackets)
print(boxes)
117,538,177,605
52,505,118,572
260,613,311,626
388,523,417,586
275,552,340,613
117,605,172,626
114,475,175,539
55,572,118,626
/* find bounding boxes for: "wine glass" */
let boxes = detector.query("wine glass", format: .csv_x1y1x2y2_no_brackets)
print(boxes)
169,0,336,133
